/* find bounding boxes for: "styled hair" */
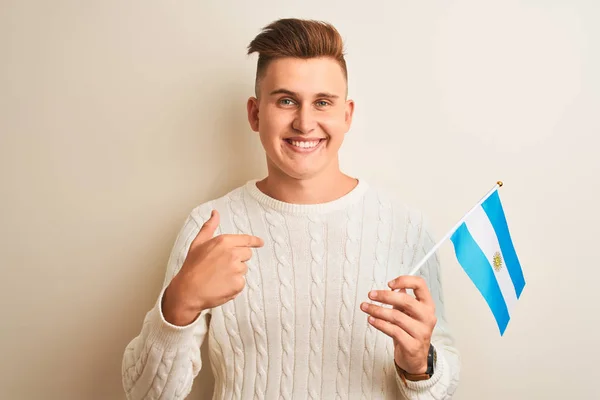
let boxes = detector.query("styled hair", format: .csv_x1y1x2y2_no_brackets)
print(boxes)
247,18,347,96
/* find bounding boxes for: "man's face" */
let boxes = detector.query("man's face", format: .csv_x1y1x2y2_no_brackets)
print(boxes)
247,57,354,180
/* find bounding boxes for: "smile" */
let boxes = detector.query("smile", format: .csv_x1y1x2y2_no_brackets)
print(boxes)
284,138,326,153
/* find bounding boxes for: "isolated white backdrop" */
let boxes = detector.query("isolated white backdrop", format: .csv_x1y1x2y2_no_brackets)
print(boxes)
1,1,599,399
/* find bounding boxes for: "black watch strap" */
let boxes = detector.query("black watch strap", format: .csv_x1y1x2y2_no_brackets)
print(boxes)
425,343,436,376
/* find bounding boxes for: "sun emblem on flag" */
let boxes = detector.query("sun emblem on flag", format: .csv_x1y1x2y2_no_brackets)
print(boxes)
493,251,503,271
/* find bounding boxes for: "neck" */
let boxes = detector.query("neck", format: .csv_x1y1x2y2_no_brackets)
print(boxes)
256,167,358,205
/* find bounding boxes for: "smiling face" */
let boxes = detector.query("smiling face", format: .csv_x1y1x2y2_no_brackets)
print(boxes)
247,57,354,181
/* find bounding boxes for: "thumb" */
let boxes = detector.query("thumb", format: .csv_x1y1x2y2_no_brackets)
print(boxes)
194,210,220,245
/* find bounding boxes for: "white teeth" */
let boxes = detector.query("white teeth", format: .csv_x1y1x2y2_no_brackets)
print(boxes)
289,140,320,149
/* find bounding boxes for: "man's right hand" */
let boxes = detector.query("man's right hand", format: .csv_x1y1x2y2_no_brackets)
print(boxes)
162,209,264,326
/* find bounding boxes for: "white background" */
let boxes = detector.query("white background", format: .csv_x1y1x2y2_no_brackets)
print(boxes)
1,1,599,399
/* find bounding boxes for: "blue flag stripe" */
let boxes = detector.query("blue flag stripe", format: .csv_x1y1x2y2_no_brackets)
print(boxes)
451,223,510,335
482,191,526,298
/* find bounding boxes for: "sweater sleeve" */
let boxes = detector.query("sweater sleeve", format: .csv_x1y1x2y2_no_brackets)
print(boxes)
121,209,212,400
395,214,461,399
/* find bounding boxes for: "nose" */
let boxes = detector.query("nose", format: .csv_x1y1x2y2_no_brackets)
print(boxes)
292,106,317,134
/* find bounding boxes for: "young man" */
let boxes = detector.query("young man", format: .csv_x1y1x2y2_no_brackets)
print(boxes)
122,18,460,400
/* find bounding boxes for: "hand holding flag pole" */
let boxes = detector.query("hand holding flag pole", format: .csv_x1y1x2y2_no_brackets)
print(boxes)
361,181,525,380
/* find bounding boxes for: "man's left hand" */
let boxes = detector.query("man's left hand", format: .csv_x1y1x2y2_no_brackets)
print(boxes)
360,276,436,375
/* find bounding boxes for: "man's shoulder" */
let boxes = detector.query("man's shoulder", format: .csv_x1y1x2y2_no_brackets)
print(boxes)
363,181,439,253
186,181,250,225
364,181,428,226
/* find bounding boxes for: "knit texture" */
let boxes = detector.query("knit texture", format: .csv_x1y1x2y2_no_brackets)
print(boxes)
122,179,461,399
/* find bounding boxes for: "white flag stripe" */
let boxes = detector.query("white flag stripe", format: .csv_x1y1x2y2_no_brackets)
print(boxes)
464,206,518,314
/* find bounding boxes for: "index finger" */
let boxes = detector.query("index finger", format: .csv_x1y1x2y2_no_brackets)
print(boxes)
221,234,264,248
387,275,434,306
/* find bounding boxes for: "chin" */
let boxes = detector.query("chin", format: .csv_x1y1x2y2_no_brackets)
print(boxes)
280,163,329,180
280,168,316,180
266,151,333,180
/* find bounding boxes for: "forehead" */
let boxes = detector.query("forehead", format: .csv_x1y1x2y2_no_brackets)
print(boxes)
260,57,347,96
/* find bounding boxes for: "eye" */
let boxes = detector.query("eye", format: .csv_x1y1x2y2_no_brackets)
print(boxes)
316,100,331,108
279,98,296,106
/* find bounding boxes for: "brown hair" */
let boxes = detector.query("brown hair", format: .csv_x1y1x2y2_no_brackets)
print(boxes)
247,18,347,96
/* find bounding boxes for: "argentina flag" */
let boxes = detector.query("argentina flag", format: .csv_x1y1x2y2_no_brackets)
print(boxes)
450,184,526,335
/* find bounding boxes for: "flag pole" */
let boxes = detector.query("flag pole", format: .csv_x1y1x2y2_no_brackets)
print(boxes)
407,181,504,277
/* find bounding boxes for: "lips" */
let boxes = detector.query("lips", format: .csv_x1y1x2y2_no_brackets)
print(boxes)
283,138,326,152
286,139,322,149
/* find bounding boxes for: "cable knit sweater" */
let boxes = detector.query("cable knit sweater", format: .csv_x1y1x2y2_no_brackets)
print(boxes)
122,179,460,399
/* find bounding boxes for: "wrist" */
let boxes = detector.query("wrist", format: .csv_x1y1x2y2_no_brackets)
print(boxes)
395,344,436,383
394,359,427,375
410,363,428,375
162,280,205,326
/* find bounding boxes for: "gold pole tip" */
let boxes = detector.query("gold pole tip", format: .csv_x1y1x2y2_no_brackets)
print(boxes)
497,181,504,187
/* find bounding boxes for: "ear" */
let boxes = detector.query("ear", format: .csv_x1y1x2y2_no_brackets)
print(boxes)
344,99,355,131
247,97,260,132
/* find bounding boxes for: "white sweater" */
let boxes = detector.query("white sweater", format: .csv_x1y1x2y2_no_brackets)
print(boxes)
122,179,460,399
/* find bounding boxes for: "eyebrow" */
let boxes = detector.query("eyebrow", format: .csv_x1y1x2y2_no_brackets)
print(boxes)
269,88,340,99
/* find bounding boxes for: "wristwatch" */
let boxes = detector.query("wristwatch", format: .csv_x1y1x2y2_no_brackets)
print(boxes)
395,344,436,383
